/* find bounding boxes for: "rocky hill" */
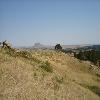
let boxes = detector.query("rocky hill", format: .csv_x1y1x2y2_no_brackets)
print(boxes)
0,47,100,100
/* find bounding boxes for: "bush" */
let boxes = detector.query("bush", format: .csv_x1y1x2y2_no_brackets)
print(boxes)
16,51,32,58
39,61,53,72
55,76,63,83
55,44,62,50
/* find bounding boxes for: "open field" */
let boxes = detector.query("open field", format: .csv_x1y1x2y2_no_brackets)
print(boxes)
0,48,100,100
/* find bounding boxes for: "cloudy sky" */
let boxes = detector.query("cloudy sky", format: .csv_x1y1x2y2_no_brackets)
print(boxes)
0,0,100,46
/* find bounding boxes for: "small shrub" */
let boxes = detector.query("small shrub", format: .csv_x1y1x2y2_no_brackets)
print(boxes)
53,82,59,91
30,57,41,63
39,61,53,72
34,72,38,80
55,76,63,84
16,51,32,58
1,47,15,56
34,72,37,77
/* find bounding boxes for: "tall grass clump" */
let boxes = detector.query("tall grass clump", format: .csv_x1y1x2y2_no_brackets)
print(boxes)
39,61,53,73
16,51,32,58
54,76,63,84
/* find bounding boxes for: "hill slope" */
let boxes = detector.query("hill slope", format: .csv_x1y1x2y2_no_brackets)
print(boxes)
0,48,100,100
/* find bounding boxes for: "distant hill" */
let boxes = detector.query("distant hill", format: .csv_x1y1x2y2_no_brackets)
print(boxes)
92,45,100,51
18,43,100,51
31,43,92,50
32,43,54,50
62,44,92,49
74,45,100,51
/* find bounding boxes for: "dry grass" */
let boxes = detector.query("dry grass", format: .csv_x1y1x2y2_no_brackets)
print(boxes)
0,48,100,100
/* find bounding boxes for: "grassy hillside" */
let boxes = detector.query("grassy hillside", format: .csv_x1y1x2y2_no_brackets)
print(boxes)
0,47,100,100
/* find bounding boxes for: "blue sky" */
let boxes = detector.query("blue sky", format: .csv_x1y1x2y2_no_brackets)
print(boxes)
0,0,100,46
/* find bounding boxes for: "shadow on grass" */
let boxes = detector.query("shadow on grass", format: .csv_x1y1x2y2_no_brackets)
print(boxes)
87,85,100,96
79,83,100,96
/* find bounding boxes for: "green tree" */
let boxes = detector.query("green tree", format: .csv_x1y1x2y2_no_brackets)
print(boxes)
55,44,62,50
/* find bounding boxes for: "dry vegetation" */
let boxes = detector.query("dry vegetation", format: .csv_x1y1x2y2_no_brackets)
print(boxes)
0,48,100,100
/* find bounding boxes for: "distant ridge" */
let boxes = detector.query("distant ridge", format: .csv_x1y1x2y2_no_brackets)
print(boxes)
17,43,100,50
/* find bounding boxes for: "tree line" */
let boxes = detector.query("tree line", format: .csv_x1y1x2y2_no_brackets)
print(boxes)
74,50,100,66
54,44,100,66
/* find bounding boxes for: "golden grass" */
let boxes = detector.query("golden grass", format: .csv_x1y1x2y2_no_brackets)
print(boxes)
0,48,100,100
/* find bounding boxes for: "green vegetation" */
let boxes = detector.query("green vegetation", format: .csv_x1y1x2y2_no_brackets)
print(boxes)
39,61,53,72
16,50,32,58
79,83,100,96
54,76,63,84
87,86,100,96
74,50,100,66
55,44,62,50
